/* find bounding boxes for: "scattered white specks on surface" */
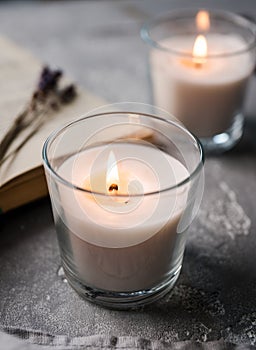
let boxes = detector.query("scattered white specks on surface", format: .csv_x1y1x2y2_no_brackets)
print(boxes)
57,267,65,277
199,181,251,240
165,285,225,317
223,312,256,345
57,266,68,283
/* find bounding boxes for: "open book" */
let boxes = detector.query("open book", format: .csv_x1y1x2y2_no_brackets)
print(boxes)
0,36,105,213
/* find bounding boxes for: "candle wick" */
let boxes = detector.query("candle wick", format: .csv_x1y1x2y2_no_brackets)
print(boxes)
194,62,202,69
109,184,118,192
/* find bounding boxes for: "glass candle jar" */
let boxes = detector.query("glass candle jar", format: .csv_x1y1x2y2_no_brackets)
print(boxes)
42,105,204,309
141,9,256,153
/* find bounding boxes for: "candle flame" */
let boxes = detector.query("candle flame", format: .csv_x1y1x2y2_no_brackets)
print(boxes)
106,151,119,194
193,35,208,66
196,10,210,31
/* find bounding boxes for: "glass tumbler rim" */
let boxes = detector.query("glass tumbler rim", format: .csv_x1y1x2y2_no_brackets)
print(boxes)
141,8,256,59
42,111,204,197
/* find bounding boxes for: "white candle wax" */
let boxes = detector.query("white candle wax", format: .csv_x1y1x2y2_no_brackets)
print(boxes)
55,143,189,291
150,34,254,137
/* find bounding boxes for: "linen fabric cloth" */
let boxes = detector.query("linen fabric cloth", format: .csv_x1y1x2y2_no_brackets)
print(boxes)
1,329,255,350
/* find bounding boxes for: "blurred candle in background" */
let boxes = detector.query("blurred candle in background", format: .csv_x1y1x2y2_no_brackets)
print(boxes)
142,9,256,153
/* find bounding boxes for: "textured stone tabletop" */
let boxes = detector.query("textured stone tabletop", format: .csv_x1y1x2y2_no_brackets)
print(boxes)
0,1,256,349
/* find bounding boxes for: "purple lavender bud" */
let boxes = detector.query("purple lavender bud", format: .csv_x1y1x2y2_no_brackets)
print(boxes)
37,66,63,93
60,85,77,103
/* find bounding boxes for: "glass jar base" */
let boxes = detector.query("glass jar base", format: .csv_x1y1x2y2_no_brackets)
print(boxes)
200,113,244,154
63,264,182,310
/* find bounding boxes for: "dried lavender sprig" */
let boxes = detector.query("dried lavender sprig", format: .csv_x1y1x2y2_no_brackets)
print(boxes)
0,110,28,161
0,66,77,166
0,89,68,166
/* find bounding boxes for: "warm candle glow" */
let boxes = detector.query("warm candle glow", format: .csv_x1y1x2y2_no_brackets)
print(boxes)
193,35,208,67
106,151,119,194
196,10,210,31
